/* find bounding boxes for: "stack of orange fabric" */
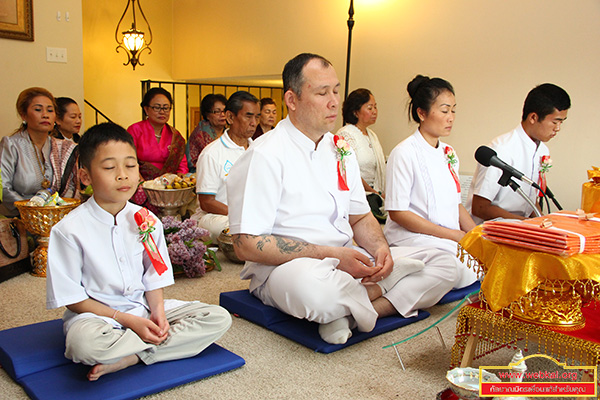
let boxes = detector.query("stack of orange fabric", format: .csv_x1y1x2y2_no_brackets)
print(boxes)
482,211,600,256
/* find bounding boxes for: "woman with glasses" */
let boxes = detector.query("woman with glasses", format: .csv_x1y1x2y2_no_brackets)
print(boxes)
187,94,228,171
127,87,188,181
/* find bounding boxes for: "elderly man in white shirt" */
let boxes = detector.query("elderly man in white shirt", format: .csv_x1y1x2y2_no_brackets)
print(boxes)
226,53,423,345
467,83,570,223
191,91,259,240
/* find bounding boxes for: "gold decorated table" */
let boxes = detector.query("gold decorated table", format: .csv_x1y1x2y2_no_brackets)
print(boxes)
458,225,600,318
451,301,600,382
451,226,600,374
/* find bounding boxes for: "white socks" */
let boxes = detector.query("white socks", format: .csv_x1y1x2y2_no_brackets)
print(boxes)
319,316,355,344
377,257,425,295
318,258,424,344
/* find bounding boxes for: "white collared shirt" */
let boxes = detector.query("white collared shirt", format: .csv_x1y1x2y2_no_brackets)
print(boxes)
466,124,549,223
226,117,370,291
384,130,461,246
337,124,377,186
196,129,251,208
46,197,174,332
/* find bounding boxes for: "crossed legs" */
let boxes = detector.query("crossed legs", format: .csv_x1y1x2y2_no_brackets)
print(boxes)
65,302,231,380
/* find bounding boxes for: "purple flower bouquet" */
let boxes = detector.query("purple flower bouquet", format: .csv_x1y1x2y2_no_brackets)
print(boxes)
162,216,220,277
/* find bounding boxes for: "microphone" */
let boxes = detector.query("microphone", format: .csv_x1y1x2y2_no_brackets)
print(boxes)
475,145,541,190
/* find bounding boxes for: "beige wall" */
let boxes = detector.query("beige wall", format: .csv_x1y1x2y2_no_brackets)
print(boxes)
82,1,174,130
172,1,348,82
171,0,600,211
0,0,84,136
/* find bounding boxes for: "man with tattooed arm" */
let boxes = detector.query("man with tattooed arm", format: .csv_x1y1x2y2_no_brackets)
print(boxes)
226,53,424,344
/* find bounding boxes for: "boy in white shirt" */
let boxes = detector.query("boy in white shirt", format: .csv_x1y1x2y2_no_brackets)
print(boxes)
467,83,570,222
46,122,231,381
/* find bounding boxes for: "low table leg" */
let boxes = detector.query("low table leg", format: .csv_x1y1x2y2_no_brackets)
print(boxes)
460,328,480,368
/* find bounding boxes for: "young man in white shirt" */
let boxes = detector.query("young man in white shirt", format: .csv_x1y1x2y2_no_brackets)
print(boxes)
467,83,570,223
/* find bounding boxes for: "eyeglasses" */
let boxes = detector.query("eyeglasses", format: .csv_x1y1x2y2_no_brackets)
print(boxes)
209,109,225,115
149,105,172,112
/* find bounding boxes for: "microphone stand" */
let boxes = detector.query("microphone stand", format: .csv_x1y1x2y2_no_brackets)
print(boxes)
544,186,563,211
497,170,543,218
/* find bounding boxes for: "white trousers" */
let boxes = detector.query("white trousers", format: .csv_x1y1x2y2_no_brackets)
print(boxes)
253,257,378,333
65,302,231,366
385,243,478,318
192,213,229,241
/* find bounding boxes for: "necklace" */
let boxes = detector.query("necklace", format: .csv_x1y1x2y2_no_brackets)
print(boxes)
28,133,51,189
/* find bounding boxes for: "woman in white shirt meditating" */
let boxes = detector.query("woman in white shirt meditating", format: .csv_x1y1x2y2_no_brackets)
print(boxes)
383,75,478,314
337,88,387,221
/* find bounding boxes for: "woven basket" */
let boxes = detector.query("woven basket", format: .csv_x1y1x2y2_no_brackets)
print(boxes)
15,198,81,236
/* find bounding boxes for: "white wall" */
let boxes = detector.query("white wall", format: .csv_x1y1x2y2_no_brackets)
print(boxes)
0,0,84,135
348,0,599,213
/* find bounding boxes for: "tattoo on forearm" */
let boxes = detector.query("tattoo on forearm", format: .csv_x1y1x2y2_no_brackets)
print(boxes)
274,236,310,254
232,235,245,247
234,233,311,255
255,235,272,251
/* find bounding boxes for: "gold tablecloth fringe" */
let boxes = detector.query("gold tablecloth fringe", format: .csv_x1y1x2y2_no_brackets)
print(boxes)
457,243,485,279
451,305,600,373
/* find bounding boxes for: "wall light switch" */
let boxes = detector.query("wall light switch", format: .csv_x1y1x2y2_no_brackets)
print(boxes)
46,47,68,63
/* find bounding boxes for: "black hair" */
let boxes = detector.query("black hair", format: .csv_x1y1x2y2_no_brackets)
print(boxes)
282,53,332,96
522,83,571,121
55,97,78,121
407,75,454,122
226,91,259,115
140,87,172,108
78,123,136,170
260,97,276,110
200,93,228,120
342,88,373,125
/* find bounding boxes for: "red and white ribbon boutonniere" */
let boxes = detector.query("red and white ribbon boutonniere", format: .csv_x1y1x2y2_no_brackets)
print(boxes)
134,208,168,275
538,155,552,197
333,135,351,191
444,146,461,193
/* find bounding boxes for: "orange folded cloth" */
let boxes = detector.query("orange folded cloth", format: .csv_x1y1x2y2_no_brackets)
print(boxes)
482,211,600,256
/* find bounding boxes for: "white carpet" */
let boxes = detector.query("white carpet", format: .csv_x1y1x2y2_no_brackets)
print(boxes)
0,253,516,399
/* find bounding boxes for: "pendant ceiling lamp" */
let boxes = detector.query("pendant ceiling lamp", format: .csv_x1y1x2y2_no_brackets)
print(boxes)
115,0,152,70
